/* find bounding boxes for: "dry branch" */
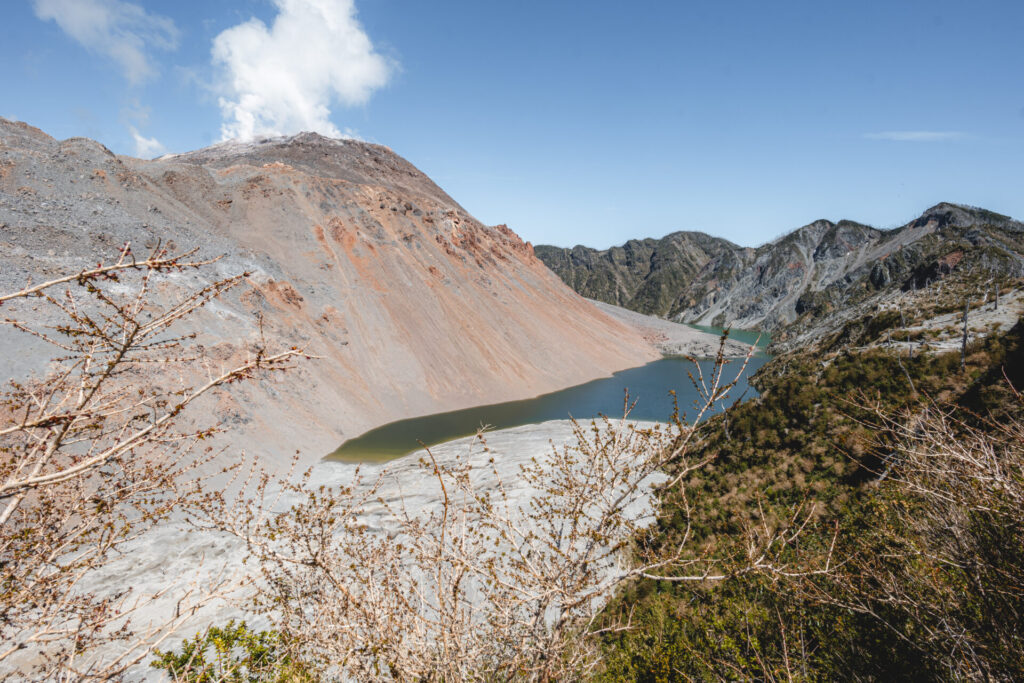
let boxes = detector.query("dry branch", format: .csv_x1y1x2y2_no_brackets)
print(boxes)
0,244,302,680
199,335,829,681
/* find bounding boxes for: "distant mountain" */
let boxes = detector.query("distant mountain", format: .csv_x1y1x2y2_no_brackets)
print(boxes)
536,203,1024,345
0,119,659,468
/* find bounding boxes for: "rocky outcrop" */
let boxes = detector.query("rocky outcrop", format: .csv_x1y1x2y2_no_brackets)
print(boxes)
0,118,660,469
536,203,1024,346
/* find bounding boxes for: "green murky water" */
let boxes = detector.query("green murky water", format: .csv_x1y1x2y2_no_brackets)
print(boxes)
684,324,771,350
328,336,769,462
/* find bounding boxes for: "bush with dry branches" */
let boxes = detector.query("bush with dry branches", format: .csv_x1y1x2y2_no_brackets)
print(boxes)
816,388,1024,680
194,340,830,681
0,245,301,680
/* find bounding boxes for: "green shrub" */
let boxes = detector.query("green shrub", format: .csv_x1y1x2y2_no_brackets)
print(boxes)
151,621,312,682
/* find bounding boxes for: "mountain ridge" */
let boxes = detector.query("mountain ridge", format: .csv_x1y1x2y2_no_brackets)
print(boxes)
536,202,1024,348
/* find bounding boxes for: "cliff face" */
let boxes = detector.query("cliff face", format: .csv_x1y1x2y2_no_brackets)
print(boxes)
0,119,659,467
536,204,1024,343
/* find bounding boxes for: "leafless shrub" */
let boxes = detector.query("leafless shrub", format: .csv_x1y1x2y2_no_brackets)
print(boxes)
819,387,1024,680
201,340,830,681
0,245,302,680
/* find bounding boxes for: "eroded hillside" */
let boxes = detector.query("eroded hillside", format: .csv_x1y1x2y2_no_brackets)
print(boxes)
0,119,660,468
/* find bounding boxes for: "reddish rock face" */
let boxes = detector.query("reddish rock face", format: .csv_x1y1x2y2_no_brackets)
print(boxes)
938,250,964,271
0,120,659,468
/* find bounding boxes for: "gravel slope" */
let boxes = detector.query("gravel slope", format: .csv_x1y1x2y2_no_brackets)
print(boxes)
588,299,754,357
0,118,660,470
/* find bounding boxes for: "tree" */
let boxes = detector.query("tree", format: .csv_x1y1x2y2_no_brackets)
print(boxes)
0,244,301,680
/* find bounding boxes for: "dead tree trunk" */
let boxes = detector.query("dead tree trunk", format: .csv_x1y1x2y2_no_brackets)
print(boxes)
897,344,917,395
961,300,970,371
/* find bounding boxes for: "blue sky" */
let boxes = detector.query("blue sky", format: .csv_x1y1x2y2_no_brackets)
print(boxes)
2,0,1022,248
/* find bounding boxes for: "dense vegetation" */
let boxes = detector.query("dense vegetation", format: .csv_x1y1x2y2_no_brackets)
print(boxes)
597,312,1024,681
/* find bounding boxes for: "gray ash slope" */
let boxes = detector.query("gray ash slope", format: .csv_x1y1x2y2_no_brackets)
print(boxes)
536,204,1024,349
0,118,661,470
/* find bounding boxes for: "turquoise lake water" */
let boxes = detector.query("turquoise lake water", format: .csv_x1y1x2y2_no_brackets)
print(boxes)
328,338,769,462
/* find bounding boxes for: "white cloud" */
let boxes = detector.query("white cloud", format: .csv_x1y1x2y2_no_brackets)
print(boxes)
129,126,165,157
33,0,178,85
211,0,393,141
863,131,965,142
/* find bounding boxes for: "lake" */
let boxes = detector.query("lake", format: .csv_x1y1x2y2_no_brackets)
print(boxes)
684,324,770,349
328,345,770,463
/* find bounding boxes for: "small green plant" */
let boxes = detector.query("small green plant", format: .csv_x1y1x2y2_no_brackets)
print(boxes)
151,621,312,682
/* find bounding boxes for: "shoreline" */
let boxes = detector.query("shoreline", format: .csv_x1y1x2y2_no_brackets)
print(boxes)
587,299,759,358
327,353,770,463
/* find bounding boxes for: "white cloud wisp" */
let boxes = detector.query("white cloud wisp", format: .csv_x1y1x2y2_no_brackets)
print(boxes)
32,0,179,85
863,131,965,142
212,0,393,141
129,126,166,158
